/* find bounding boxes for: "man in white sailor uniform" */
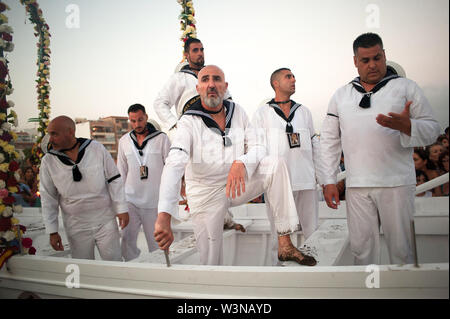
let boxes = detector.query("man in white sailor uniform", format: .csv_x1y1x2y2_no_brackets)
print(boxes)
154,37,206,134
252,68,324,265
154,65,316,266
117,104,171,261
40,116,129,261
320,33,440,265
154,37,242,232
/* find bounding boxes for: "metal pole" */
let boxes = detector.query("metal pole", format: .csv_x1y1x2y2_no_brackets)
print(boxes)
410,220,419,267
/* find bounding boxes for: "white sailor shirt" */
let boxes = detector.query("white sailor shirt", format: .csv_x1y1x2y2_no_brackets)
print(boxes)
252,100,323,191
40,139,128,234
320,77,441,187
117,126,170,209
157,100,265,218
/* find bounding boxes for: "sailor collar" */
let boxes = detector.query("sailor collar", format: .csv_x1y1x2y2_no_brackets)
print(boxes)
129,122,163,153
267,99,302,133
183,98,236,147
350,69,399,108
47,138,92,182
179,64,202,78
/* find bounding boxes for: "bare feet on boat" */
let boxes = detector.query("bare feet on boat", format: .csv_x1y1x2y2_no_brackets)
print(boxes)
224,222,246,232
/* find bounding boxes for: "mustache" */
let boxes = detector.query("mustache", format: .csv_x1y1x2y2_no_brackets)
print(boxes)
207,88,218,94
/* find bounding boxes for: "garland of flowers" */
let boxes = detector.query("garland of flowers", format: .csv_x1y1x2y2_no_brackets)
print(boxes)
20,0,51,166
177,0,197,59
0,2,35,270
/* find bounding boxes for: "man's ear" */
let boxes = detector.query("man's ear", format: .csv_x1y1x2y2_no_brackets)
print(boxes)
353,55,357,68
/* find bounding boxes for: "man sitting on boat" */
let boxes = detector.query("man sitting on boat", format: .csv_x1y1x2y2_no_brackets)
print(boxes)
154,65,316,266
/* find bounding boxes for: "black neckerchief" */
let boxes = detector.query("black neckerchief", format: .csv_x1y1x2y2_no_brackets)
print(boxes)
179,64,202,78
47,138,92,182
351,69,399,108
267,99,302,133
130,122,163,155
183,98,235,146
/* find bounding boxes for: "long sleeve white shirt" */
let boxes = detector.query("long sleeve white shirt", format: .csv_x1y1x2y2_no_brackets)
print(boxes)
252,101,323,191
320,77,441,187
40,140,128,234
117,130,170,209
158,101,266,218
154,72,198,131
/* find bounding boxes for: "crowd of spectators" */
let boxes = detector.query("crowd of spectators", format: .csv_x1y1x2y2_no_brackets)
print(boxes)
414,127,449,197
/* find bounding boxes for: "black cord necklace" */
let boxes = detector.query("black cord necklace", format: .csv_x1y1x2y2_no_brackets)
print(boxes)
203,107,223,114
60,140,78,152
274,100,291,104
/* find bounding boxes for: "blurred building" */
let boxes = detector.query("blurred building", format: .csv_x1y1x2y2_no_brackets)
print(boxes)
76,116,130,160
12,129,38,151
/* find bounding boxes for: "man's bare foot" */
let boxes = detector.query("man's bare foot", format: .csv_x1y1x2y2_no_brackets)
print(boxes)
233,223,246,232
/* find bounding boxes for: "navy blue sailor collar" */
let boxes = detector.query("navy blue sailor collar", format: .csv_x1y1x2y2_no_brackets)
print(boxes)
267,99,302,133
179,64,202,78
350,68,399,108
129,122,163,152
183,97,236,146
47,138,92,166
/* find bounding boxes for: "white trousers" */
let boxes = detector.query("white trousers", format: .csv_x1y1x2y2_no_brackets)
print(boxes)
66,218,122,261
266,189,319,265
189,156,299,265
121,204,158,261
345,185,416,265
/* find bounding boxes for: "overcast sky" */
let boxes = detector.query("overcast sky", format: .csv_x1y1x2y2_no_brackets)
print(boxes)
5,0,449,133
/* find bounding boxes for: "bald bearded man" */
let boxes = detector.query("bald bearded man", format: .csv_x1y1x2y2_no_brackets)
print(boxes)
154,65,316,266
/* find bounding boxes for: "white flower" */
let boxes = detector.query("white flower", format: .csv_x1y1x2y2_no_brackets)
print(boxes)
4,42,14,52
13,205,23,214
2,230,15,241
7,100,14,108
14,171,21,182
0,25,13,34
2,206,13,217
0,180,5,189
1,122,11,131
0,153,4,165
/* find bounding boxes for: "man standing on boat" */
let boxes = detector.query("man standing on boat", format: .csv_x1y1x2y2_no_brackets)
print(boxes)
40,116,129,261
153,37,242,232
320,33,440,265
117,104,171,261
252,68,324,265
154,65,316,266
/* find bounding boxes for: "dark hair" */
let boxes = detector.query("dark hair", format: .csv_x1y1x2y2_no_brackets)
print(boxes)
353,33,383,55
414,148,436,170
184,38,202,53
437,134,449,145
415,169,429,182
438,150,449,172
445,127,449,135
128,104,146,114
270,68,291,89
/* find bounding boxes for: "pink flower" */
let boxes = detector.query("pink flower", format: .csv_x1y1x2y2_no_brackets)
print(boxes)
0,188,8,199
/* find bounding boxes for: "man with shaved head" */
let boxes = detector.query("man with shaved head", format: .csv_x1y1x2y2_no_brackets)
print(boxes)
154,65,316,266
40,116,129,261
252,67,324,265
